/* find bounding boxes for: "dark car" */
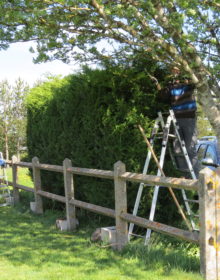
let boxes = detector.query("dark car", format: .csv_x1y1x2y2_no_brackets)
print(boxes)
196,136,220,171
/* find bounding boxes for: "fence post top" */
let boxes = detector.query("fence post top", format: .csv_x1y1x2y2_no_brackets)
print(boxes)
114,161,126,175
12,155,18,163
63,158,72,167
199,167,217,178
114,161,125,168
32,157,39,164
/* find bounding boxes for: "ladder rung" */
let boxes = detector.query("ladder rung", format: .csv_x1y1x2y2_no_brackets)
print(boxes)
173,153,185,157
190,213,199,218
0,203,8,207
0,203,10,207
0,194,10,198
168,134,176,138
129,233,145,238
176,168,191,173
0,185,8,188
184,199,199,204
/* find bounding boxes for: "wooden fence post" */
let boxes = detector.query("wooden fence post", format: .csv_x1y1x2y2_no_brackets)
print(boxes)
12,155,20,203
199,167,218,280
114,161,128,250
63,158,76,230
32,157,43,214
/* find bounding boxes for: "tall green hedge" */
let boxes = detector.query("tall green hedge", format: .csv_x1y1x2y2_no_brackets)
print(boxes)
26,66,180,223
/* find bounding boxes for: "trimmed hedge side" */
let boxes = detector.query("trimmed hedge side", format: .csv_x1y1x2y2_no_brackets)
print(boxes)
26,66,179,223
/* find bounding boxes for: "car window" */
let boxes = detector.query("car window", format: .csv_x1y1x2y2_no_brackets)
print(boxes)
205,145,217,164
197,144,208,171
197,144,207,161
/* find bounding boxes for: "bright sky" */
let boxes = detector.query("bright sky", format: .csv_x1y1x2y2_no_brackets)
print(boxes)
0,42,79,86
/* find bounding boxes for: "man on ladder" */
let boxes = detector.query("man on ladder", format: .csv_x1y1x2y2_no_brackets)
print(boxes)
156,65,199,178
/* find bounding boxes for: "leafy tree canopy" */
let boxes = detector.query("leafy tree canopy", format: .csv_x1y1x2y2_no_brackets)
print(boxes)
0,1,219,76
0,0,220,139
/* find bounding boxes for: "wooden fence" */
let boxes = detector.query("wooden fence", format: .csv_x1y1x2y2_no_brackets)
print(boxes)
5,156,220,280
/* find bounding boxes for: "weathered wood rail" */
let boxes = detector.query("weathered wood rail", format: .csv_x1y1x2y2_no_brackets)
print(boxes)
5,156,220,280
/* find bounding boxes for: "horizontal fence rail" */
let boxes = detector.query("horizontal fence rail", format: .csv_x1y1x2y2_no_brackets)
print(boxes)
6,160,199,190
4,157,220,280
67,167,114,179
120,172,199,191
37,190,66,203
70,199,115,218
120,213,199,244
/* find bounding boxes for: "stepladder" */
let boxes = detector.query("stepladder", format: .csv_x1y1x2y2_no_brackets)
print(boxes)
128,110,199,244
0,154,13,207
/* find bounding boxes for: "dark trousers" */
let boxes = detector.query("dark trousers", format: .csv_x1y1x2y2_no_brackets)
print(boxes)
173,118,199,178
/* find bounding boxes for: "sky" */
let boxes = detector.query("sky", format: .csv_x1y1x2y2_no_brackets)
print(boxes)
0,42,80,86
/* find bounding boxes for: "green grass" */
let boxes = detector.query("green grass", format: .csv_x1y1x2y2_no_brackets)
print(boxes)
0,167,203,279
6,166,34,188
0,203,203,280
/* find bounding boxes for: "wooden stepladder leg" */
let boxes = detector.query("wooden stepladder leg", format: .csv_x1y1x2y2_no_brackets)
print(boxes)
199,167,218,280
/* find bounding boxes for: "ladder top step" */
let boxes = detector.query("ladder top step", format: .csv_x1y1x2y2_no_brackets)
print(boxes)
156,133,176,138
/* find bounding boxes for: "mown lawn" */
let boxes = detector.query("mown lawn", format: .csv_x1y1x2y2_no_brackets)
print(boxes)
6,166,34,188
0,204,203,280
0,167,203,280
